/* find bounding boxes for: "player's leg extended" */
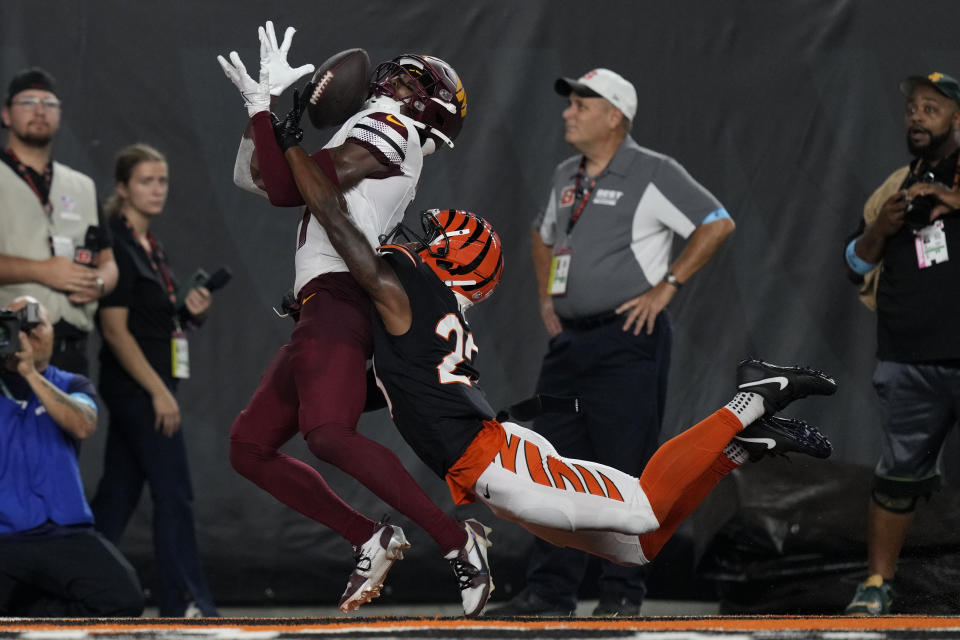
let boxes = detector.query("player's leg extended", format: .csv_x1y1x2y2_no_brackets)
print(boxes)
532,441,749,566
229,341,376,545
639,407,749,522
640,359,839,521
476,414,746,566
294,275,466,554
636,446,745,561
476,421,660,535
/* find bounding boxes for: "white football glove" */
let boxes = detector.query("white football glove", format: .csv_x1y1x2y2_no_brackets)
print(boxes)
217,50,271,117
259,20,315,97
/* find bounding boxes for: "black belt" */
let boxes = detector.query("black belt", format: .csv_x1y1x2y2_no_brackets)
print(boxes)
558,310,619,331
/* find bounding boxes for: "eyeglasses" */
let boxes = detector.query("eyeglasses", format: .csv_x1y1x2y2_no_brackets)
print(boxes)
11,97,61,110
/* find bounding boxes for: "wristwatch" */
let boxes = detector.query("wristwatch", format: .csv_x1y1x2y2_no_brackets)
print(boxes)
663,271,682,289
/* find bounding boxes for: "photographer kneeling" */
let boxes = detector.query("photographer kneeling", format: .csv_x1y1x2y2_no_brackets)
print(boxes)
0,296,144,617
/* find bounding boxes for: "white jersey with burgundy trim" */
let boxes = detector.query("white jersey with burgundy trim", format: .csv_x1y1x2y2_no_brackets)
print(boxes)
293,104,424,296
371,246,496,479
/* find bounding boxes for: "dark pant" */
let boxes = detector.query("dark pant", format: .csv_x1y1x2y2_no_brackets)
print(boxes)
524,313,672,609
0,527,144,617
90,384,217,617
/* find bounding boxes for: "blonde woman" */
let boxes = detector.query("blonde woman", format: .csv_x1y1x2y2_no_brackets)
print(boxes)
90,144,217,617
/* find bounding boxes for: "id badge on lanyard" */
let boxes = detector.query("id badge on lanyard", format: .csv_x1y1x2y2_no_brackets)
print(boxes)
171,318,190,379
915,219,950,269
550,159,597,297
549,246,572,296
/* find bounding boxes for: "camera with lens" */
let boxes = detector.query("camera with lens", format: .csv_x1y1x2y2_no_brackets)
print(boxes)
0,302,42,358
903,171,942,231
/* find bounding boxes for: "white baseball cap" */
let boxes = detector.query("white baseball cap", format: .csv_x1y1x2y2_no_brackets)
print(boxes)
555,68,637,122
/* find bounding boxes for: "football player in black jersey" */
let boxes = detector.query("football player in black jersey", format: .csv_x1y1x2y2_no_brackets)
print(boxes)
275,101,838,617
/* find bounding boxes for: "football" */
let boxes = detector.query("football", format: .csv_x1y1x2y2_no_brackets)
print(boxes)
305,48,372,129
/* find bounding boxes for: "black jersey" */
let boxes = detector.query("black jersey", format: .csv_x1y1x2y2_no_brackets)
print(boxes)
372,246,496,479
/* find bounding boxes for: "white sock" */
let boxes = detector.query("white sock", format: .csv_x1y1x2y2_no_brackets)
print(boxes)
722,440,750,465
723,392,766,428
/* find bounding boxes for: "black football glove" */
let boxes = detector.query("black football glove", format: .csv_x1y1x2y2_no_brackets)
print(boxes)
272,85,311,151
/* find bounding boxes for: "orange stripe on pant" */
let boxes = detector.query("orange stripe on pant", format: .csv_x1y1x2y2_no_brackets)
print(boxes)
548,457,586,493
573,464,607,497
498,433,521,473
524,441,552,486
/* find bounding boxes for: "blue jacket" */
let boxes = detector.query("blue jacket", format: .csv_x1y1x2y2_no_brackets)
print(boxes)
0,365,95,534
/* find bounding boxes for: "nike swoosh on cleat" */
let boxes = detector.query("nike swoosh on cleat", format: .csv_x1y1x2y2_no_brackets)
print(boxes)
735,436,777,449
739,376,789,391
482,484,491,499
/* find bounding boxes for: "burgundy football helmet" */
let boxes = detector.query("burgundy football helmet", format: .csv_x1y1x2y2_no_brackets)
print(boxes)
368,54,467,151
382,209,503,304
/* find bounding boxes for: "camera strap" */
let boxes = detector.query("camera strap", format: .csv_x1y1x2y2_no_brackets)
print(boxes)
911,152,960,191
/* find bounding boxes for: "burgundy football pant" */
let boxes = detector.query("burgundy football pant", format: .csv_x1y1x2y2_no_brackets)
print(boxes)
229,273,465,552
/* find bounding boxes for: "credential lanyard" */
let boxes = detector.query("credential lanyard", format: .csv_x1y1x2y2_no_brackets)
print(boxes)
3,148,53,215
122,217,177,305
566,158,600,235
144,232,177,305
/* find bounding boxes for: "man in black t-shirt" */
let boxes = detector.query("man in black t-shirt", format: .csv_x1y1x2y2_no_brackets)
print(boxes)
844,72,960,616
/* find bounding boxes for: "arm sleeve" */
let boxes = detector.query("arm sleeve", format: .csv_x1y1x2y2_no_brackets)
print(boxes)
250,112,343,206
532,188,558,245
233,135,269,198
843,217,873,281
65,373,99,412
650,157,725,238
250,111,305,207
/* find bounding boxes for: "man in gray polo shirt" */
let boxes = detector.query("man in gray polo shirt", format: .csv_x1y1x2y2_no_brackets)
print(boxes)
491,68,734,617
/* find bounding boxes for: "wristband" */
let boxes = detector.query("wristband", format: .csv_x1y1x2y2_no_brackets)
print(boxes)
663,271,682,288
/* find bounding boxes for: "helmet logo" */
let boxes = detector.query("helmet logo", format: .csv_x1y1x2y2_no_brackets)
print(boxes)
455,78,467,118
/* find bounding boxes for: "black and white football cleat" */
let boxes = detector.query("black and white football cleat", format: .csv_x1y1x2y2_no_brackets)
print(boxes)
737,358,837,413
735,414,833,461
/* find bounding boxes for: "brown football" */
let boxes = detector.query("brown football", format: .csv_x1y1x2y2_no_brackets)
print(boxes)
305,48,371,129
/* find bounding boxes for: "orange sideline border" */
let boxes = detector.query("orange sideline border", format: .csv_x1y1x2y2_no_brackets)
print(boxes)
1,616,960,632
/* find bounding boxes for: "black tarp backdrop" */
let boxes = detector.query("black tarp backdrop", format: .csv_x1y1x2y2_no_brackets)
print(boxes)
3,0,960,608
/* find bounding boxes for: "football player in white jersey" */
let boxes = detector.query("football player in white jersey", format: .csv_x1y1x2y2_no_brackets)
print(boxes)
217,22,487,615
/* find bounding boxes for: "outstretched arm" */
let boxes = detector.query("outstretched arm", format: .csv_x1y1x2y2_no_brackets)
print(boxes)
284,146,413,335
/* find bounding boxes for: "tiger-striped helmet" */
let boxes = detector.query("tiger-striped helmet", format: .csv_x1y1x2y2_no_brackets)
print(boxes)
417,209,503,304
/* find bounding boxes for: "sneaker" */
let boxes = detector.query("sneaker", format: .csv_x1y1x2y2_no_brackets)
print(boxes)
845,574,893,615
448,519,494,617
735,414,832,461
485,589,575,617
338,522,411,613
592,595,640,617
737,358,837,413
